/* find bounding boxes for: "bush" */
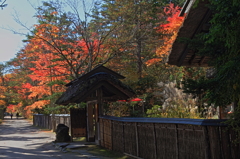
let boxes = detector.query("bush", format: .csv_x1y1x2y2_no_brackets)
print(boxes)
146,105,201,119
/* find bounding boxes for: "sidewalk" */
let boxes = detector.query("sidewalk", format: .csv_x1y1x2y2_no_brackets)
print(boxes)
0,116,102,159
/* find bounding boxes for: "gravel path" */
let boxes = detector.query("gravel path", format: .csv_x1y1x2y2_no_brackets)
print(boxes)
0,116,90,159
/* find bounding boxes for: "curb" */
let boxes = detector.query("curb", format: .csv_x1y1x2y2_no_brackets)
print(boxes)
52,142,101,159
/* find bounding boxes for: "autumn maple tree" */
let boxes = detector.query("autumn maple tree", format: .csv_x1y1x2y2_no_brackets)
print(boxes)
144,2,185,83
1,0,188,118
8,1,114,118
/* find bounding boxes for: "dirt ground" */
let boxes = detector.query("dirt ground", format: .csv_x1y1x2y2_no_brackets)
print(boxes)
0,116,131,159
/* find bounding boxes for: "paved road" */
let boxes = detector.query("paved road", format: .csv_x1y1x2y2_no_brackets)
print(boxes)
0,116,90,159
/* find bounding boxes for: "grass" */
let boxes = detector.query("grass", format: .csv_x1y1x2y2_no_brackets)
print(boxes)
87,145,131,159
73,137,86,142
72,137,132,159
39,128,52,131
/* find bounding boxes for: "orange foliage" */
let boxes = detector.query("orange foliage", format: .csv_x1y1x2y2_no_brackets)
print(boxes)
157,3,185,57
0,86,6,105
24,100,50,110
28,86,51,98
24,100,50,117
17,83,33,99
0,100,6,106
0,76,8,107
145,58,161,67
18,19,104,115
50,11,58,15
22,83,32,89
0,86,6,92
7,104,15,113
146,3,185,66
7,103,22,113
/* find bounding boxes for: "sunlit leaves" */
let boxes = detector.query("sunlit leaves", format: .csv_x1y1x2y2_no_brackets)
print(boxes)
155,3,185,62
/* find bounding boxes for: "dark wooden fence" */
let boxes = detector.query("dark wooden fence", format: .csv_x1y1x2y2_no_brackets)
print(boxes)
33,114,240,159
0,107,4,120
33,114,71,130
99,116,240,159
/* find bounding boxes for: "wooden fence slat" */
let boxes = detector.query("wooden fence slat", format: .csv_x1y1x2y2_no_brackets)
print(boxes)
112,121,124,152
101,119,112,150
175,124,179,159
100,118,104,147
203,126,211,159
124,122,137,156
230,129,240,159
137,123,156,159
32,114,71,130
219,127,230,159
208,126,222,159
152,123,157,159
178,124,205,159
155,123,176,159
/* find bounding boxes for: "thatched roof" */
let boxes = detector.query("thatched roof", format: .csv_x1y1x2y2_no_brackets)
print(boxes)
66,65,125,87
55,71,135,105
168,0,212,67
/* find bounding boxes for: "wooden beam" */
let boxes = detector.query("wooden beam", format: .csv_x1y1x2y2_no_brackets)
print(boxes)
135,123,139,157
175,124,179,159
188,54,196,65
74,81,132,103
177,9,212,67
101,81,130,99
95,88,103,145
177,47,190,66
85,96,128,102
87,103,95,142
199,56,206,66
97,88,103,116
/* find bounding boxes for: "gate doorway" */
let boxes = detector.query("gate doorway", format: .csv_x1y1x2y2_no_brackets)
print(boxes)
70,103,100,144
70,108,87,139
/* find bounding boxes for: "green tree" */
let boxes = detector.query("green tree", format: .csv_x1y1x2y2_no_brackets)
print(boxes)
182,0,240,141
92,0,168,79
191,0,240,107
3,54,36,115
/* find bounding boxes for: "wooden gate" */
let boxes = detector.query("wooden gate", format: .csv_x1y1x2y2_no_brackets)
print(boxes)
70,108,87,138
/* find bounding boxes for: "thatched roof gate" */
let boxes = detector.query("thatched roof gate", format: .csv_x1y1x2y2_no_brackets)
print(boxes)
55,65,135,143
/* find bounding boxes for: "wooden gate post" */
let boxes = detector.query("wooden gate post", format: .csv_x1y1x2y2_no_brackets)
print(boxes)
87,102,95,142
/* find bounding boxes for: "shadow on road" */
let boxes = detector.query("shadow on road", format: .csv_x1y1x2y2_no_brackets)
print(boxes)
0,116,130,159
0,117,66,158
0,136,49,141
0,117,40,135
0,142,69,159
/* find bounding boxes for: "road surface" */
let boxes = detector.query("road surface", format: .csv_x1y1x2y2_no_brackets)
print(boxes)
0,116,94,159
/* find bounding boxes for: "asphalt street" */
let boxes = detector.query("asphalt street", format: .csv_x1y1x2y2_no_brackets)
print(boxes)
0,116,95,159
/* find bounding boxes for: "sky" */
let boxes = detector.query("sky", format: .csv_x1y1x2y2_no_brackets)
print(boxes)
0,0,41,63
0,0,94,64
